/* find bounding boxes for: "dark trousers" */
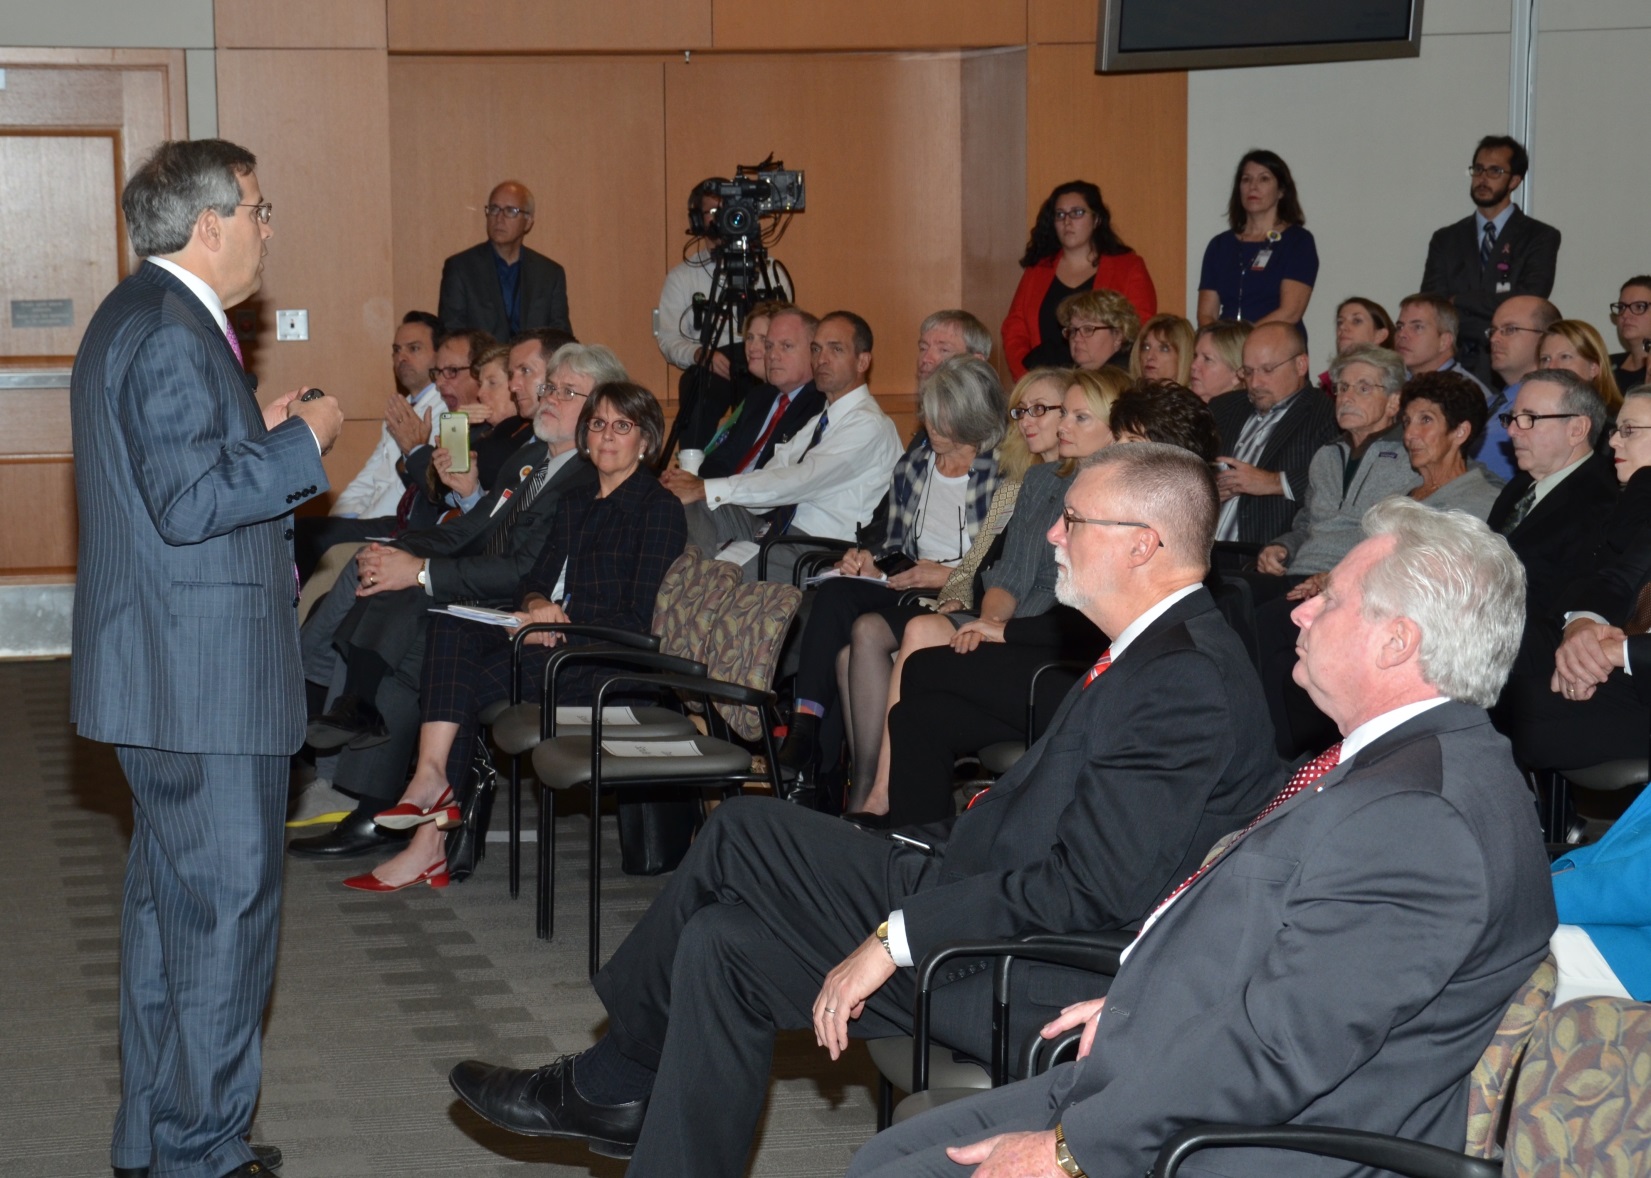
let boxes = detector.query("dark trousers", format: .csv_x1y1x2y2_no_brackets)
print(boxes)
333,627,427,806
884,643,1082,826
113,748,286,1178
1498,623,1651,769
294,514,389,583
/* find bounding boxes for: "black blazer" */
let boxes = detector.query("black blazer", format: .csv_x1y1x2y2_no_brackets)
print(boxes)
1488,452,1620,620
438,241,571,340
1554,464,1651,690
700,381,825,480
1209,387,1338,545
1421,206,1561,355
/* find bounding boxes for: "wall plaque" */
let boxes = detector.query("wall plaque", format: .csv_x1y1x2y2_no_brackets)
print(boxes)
11,299,75,329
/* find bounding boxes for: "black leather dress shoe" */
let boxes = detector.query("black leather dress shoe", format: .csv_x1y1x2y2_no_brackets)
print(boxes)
306,693,389,751
115,1142,282,1178
449,1056,646,1159
286,809,402,859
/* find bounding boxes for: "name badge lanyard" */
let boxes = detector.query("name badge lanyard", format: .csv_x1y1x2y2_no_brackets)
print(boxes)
1232,229,1281,322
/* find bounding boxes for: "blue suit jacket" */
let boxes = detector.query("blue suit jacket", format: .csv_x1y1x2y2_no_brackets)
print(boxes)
70,262,329,755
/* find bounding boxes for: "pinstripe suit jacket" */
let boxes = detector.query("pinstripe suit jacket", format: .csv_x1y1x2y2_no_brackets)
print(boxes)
70,262,329,755
1210,387,1339,544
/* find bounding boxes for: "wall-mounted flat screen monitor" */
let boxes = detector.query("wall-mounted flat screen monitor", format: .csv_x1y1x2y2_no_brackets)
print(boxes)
1096,0,1424,73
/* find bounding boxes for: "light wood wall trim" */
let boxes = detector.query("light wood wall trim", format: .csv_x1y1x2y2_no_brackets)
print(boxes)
0,389,72,457
387,0,712,53
215,47,396,427
0,48,188,144
214,0,388,49
709,0,1026,51
0,457,76,573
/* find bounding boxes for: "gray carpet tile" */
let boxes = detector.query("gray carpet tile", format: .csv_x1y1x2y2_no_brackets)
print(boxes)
0,660,881,1177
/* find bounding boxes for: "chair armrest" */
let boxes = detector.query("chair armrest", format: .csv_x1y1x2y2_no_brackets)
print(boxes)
1153,1125,1499,1178
909,932,1130,1092
595,670,777,711
510,623,660,702
536,646,708,738
757,534,854,584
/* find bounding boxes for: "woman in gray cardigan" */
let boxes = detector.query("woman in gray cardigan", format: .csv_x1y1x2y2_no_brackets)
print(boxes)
1400,369,1504,518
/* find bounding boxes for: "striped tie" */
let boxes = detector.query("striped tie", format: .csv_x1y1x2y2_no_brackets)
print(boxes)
1081,648,1113,688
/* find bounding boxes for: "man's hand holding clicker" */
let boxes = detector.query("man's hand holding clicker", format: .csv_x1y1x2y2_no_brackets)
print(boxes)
289,389,344,454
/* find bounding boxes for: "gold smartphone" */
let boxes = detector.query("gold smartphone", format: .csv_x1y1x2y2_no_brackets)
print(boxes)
439,411,471,473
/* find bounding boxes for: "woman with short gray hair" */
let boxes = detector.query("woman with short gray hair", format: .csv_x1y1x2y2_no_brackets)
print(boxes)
775,356,1006,801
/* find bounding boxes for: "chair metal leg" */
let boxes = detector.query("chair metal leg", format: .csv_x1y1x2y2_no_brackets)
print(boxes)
876,1076,893,1131
508,755,521,898
588,782,602,979
536,784,554,941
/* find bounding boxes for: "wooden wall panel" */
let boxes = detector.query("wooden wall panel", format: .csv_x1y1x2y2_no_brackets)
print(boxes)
1029,0,1100,44
214,0,386,48
710,0,1024,51
388,57,670,398
216,49,396,435
387,0,710,52
1026,46,1186,316
961,50,1028,373
0,460,76,573
664,53,966,406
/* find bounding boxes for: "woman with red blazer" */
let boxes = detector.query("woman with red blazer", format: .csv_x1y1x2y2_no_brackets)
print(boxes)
1002,180,1156,379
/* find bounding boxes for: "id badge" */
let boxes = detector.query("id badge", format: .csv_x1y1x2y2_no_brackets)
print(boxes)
1250,249,1273,271
1495,281,1512,294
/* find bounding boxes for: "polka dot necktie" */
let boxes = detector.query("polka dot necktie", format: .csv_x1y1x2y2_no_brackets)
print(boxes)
1135,741,1345,936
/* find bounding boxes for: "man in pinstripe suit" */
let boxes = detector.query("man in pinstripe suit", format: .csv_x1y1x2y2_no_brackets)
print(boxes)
70,139,342,1178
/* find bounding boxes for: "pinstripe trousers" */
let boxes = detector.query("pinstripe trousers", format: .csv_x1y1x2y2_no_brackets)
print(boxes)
113,747,286,1178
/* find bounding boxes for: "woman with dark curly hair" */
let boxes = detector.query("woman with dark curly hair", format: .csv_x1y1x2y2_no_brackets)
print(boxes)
1197,150,1318,342
1002,180,1157,379
1109,381,1222,462
1400,369,1502,518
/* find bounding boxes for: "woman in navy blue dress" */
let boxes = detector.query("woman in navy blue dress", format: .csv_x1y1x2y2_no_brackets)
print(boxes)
1197,149,1319,344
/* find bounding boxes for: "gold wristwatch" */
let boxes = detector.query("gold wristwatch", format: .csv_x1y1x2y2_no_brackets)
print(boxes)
876,920,893,960
1054,1123,1086,1178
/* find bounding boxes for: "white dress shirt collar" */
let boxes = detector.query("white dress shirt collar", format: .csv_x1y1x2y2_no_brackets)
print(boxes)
1338,697,1449,763
145,257,229,334
1108,582,1204,662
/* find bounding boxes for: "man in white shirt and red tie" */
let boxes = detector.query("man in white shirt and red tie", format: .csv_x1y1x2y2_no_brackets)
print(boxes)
448,443,1280,1177
849,496,1556,1178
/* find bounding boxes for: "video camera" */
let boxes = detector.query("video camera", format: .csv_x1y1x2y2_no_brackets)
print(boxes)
708,157,806,249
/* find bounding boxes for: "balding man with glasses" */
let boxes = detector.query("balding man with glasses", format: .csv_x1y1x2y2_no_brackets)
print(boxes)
1421,135,1561,383
1208,321,1338,545
439,179,572,341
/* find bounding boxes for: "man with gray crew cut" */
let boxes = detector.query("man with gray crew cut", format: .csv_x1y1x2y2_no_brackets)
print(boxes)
71,139,342,1178
850,497,1554,1178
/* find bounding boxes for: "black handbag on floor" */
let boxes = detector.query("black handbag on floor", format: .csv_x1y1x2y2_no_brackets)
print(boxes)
444,742,499,883
616,790,700,876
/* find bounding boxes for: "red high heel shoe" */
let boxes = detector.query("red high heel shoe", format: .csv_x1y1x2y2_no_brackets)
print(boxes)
341,859,450,892
374,787,461,831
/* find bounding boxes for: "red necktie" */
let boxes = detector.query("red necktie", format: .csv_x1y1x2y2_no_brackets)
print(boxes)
224,324,245,369
735,392,793,473
1081,648,1113,689
1137,741,1344,933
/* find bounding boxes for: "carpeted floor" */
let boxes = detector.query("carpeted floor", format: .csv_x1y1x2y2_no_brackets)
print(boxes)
0,659,880,1177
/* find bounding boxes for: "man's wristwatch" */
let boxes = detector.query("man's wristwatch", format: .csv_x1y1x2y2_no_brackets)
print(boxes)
875,920,893,961
416,560,430,592
1053,1124,1086,1178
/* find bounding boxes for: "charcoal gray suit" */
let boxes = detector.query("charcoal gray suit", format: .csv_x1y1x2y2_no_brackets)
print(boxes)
1209,388,1339,545
70,261,328,1178
438,241,570,341
1421,206,1561,379
851,702,1557,1178
590,587,1281,1178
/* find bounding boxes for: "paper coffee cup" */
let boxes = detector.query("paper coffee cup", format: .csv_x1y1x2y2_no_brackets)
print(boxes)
678,448,705,475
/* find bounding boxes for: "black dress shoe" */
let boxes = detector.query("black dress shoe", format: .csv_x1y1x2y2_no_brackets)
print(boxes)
306,694,389,751
286,809,403,859
116,1143,281,1178
450,1056,646,1159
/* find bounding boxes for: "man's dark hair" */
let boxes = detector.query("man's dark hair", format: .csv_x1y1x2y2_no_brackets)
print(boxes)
401,310,443,338
122,138,257,257
433,327,495,363
1400,370,1492,455
821,310,874,355
511,327,578,364
1475,135,1530,178
1110,382,1222,463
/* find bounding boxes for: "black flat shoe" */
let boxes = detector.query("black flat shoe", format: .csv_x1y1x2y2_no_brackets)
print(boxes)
286,810,403,859
449,1056,646,1159
306,694,389,751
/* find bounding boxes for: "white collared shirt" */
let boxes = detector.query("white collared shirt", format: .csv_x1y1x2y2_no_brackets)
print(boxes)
702,383,902,541
333,382,445,518
146,256,228,335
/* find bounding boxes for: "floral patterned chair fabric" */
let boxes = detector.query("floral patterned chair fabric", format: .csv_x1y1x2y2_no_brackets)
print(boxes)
1465,954,1558,1159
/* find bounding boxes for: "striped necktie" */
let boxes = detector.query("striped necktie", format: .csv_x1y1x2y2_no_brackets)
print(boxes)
1480,220,1497,268
1081,648,1112,688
